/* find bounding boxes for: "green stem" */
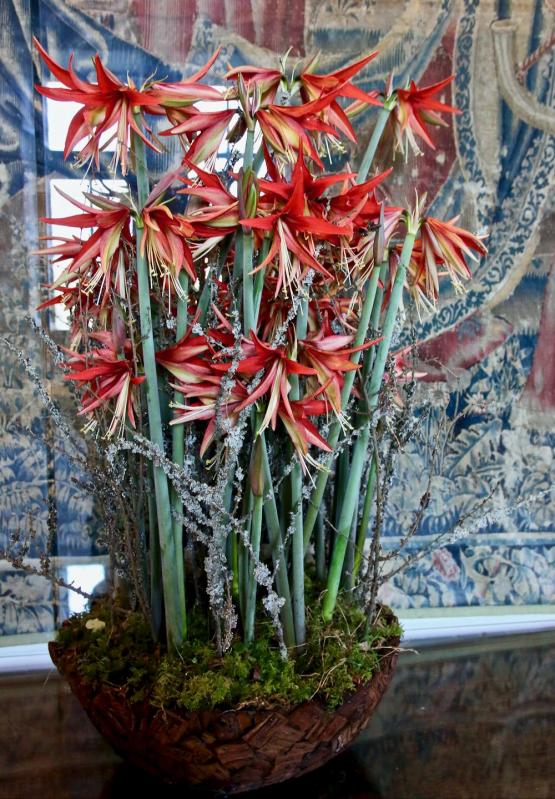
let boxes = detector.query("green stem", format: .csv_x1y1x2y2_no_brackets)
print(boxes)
315,506,326,584
132,125,186,649
253,236,270,322
289,297,308,646
322,231,417,622
242,232,255,335
333,449,350,530
356,105,392,184
148,468,162,640
170,271,189,628
239,487,252,622
342,491,359,589
361,259,389,387
261,434,295,648
244,127,255,168
245,492,263,643
253,144,264,175
303,265,381,551
241,129,256,335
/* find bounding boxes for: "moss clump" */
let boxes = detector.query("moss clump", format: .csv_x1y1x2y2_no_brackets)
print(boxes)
56,597,401,712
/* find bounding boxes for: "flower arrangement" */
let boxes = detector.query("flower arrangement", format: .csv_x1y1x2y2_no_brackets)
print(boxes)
30,39,487,694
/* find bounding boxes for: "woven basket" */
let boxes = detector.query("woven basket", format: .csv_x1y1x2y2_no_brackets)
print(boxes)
49,632,398,794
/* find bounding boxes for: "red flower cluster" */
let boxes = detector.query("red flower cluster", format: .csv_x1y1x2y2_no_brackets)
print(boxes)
34,38,222,173
35,40,486,452
63,326,144,437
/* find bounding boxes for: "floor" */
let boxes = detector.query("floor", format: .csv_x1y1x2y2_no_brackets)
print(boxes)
1,631,554,799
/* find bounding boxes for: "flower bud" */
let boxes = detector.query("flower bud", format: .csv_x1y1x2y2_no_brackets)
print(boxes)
249,435,265,497
239,167,258,219
237,74,256,131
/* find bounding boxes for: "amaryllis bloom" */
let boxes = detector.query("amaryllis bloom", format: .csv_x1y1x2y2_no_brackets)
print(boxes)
231,332,317,434
63,327,144,437
241,151,353,296
36,234,131,304
299,330,379,416
161,108,234,166
39,189,131,301
34,38,221,173
255,88,352,168
178,164,239,259
419,215,487,297
169,378,250,458
224,65,283,104
37,285,111,349
140,203,195,297
391,76,460,156
227,54,381,166
298,52,381,144
328,171,393,229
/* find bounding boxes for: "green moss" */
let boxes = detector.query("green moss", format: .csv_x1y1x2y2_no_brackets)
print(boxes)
55,597,401,713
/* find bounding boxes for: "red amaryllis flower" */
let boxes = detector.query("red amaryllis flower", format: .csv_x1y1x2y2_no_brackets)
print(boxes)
156,324,216,385
298,52,381,143
38,189,131,300
161,108,234,166
255,87,353,168
169,378,250,458
140,203,195,298
227,54,381,165
419,215,487,298
37,284,111,349
63,327,144,437
224,65,283,104
34,38,221,173
230,332,317,434
328,171,393,229
178,163,239,259
299,329,380,416
241,150,353,296
277,394,332,473
391,76,459,156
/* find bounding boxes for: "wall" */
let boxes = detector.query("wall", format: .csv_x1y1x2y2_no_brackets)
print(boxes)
0,0,554,637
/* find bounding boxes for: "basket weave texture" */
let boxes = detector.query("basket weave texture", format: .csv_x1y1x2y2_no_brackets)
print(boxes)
49,635,398,793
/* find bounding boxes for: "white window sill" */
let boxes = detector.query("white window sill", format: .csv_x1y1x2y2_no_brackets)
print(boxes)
1,610,554,672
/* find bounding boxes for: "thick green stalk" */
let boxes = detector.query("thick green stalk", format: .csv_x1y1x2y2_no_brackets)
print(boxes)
238,488,253,621
352,451,378,583
245,492,263,643
253,143,264,175
361,259,389,387
241,129,256,335
148,469,162,640
170,271,189,621
253,236,270,321
242,232,255,334
261,435,295,647
333,449,350,530
342,491,360,589
289,298,308,646
132,126,186,649
322,231,417,621
366,232,417,408
315,507,326,584
303,265,381,550
356,105,392,184
244,127,254,167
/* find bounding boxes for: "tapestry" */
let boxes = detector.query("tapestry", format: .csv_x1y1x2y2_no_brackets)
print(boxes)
0,0,553,636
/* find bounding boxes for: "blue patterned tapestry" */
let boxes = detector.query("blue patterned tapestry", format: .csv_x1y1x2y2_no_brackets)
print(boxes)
0,0,553,636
